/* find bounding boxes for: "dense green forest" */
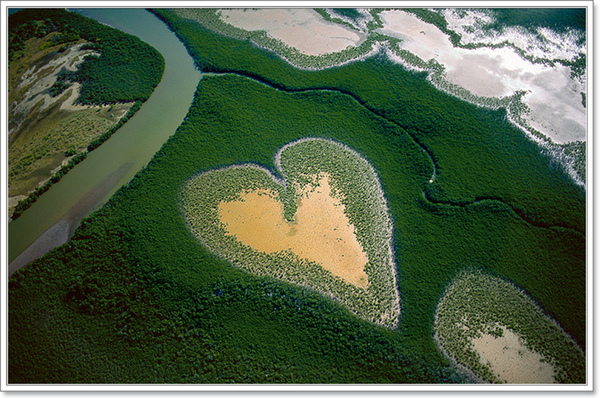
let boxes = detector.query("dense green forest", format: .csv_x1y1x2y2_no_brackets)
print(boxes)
9,8,165,104
9,8,586,384
152,9,585,234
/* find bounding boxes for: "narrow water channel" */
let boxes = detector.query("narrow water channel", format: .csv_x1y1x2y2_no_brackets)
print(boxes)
8,9,201,267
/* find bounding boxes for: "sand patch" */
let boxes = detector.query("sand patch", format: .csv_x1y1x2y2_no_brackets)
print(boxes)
218,173,368,288
58,82,97,112
434,270,585,384
470,326,556,384
219,8,365,56
9,195,28,209
378,10,586,144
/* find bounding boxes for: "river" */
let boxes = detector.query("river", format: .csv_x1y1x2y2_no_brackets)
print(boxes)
8,8,201,271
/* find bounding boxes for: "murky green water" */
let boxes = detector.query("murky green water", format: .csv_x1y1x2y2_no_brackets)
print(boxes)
9,9,201,263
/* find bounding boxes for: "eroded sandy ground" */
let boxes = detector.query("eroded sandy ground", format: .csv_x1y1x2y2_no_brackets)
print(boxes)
219,8,365,56
377,10,586,144
218,173,369,288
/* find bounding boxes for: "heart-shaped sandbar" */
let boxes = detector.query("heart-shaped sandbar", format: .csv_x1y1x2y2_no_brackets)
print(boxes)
181,138,400,327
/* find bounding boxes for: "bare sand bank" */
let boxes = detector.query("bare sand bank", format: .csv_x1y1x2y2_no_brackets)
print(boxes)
8,195,28,210
8,220,71,277
219,8,365,56
218,173,368,288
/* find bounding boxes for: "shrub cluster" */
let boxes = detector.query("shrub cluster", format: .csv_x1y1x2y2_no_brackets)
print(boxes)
181,139,400,328
434,269,585,383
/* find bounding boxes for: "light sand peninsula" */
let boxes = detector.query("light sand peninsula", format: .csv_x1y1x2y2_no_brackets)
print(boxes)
378,10,586,144
58,82,134,114
219,8,365,56
219,173,369,288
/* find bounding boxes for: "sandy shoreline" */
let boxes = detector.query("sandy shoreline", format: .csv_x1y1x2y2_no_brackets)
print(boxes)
9,220,71,277
470,326,556,384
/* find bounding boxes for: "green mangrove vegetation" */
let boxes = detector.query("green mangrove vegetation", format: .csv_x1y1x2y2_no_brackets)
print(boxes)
8,8,586,384
168,8,386,69
314,8,362,31
154,6,587,188
486,8,586,33
181,139,400,328
154,8,585,232
10,9,164,104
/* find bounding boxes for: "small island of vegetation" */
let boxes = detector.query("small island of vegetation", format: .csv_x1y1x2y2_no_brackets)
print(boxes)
434,269,585,383
182,138,400,328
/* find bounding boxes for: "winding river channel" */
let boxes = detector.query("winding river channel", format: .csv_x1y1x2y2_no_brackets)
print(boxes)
9,9,201,271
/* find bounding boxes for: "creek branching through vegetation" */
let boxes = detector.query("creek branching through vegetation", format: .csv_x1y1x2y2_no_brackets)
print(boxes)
203,70,584,237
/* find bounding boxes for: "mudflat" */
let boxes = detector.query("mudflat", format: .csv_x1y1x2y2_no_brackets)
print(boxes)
378,9,585,144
